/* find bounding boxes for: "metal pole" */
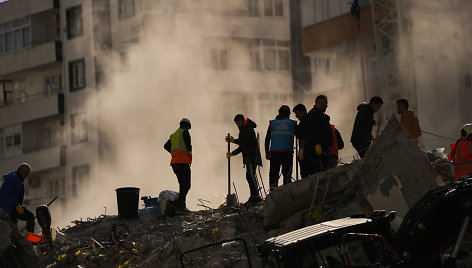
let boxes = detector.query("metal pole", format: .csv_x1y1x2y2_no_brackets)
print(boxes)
227,133,231,197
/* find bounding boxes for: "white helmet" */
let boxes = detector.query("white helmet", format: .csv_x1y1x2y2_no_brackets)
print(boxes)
461,123,472,138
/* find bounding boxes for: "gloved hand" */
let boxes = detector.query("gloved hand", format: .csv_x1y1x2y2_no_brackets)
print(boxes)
15,206,24,215
225,136,235,143
226,152,233,158
265,153,271,160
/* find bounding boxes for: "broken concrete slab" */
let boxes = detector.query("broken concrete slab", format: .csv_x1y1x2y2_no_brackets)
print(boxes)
264,117,442,232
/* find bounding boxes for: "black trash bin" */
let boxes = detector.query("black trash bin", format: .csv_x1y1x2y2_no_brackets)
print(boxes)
116,187,140,219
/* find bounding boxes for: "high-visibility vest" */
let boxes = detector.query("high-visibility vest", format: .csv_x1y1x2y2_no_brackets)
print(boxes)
269,118,296,153
170,128,192,165
328,124,339,157
453,138,472,179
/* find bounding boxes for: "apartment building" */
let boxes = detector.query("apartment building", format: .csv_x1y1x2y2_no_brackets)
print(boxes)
299,0,472,152
0,0,294,209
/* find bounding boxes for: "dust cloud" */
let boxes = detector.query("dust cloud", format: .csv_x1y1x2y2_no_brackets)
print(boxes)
50,9,294,228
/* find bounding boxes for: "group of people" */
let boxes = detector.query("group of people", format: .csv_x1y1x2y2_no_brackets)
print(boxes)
164,94,432,208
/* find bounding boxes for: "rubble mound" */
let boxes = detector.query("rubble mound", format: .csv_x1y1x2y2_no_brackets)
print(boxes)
40,205,267,267
0,210,39,268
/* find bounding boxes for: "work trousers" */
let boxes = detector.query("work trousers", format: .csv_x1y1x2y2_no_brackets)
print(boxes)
245,162,259,198
269,153,293,189
304,152,329,178
11,207,35,233
172,163,191,208
353,143,370,158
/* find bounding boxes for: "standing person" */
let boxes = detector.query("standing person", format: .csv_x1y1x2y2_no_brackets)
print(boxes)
293,104,310,179
0,163,35,234
450,123,472,180
303,95,333,176
396,99,421,143
351,96,383,158
265,105,297,190
226,114,262,205
327,124,344,169
164,118,192,212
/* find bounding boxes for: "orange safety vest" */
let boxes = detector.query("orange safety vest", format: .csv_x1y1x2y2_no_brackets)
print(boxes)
453,138,472,180
170,128,192,165
328,124,339,157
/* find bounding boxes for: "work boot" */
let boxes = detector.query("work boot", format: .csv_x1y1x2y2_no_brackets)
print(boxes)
244,195,262,207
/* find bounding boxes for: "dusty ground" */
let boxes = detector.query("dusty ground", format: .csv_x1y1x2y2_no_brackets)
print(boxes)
40,204,267,267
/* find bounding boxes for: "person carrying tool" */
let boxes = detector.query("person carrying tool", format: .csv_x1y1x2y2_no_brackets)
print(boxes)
302,95,333,176
396,99,421,143
164,118,192,213
327,124,344,169
450,123,472,180
226,114,262,205
293,104,310,179
0,163,35,234
265,105,297,190
351,96,383,158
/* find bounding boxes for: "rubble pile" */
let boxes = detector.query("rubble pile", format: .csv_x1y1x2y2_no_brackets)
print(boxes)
264,117,443,234
39,205,267,267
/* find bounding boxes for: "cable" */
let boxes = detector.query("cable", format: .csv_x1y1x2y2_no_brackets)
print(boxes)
421,130,457,141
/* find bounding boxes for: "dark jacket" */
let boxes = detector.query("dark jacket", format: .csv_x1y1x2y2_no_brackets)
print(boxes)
335,128,345,150
0,172,24,215
351,103,375,146
232,118,262,166
304,107,333,154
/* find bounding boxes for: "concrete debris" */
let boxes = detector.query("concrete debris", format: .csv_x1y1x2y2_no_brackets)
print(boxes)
264,117,442,233
37,205,267,267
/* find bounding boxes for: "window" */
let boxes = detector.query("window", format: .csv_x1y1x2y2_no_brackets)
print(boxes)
45,75,61,95
118,0,135,20
71,112,87,144
313,58,332,74
4,133,21,148
465,74,471,88
72,164,89,197
250,39,290,71
48,179,59,198
0,17,30,54
66,6,83,39
248,0,259,16
69,59,85,91
210,49,229,70
264,0,283,17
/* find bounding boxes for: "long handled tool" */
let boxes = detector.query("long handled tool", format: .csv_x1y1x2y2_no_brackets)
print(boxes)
35,196,58,247
226,133,237,206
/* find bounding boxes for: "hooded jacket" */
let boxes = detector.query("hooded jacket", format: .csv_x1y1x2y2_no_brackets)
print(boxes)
0,171,25,215
400,110,421,141
232,118,262,166
351,103,375,146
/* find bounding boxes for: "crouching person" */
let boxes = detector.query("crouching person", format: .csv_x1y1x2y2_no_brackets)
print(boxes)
0,163,35,234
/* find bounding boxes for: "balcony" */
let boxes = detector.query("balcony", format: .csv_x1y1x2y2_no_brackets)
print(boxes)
0,92,64,128
0,0,59,24
0,40,61,76
0,145,64,175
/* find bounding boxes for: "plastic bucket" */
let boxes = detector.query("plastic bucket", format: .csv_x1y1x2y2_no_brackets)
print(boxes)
116,187,140,219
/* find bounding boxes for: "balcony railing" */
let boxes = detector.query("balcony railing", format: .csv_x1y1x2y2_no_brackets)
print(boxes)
0,88,60,108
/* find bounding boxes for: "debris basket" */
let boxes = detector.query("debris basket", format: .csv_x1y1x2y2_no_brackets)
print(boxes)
116,187,140,219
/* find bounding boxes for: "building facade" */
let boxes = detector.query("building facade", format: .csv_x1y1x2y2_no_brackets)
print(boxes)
0,0,294,211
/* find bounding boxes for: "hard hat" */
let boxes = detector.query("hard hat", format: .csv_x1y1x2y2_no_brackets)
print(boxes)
461,123,472,138
180,118,191,126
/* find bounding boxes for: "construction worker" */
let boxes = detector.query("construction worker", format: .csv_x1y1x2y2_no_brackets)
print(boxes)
0,163,35,234
226,114,262,205
265,105,297,190
351,96,383,158
396,99,421,143
327,124,344,169
302,95,333,176
450,123,472,180
293,104,309,179
164,118,192,212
